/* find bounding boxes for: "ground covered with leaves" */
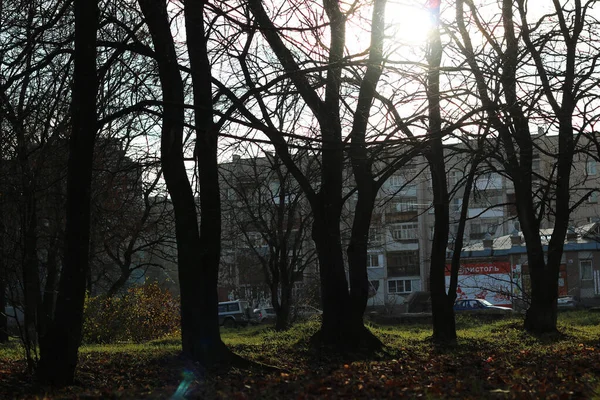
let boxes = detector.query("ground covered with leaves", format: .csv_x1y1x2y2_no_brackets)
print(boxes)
1,312,600,399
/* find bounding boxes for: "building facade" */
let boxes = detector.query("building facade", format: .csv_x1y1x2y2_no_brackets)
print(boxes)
217,133,600,309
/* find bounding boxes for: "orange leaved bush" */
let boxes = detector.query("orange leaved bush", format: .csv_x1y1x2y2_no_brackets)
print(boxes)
83,282,180,344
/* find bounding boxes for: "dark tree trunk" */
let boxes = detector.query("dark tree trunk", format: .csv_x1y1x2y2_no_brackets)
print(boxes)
21,204,42,350
521,0,577,331
312,212,381,351
426,0,456,344
41,237,60,335
106,268,130,298
274,274,292,331
249,0,382,351
0,0,6,345
346,0,386,328
347,194,376,326
448,158,479,305
427,151,455,344
37,0,98,386
183,0,233,363
523,119,573,333
138,0,234,365
0,266,7,343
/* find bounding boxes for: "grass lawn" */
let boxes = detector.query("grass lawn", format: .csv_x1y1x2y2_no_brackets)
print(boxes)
1,312,600,399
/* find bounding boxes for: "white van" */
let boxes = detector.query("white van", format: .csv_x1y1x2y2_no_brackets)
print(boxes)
218,300,251,328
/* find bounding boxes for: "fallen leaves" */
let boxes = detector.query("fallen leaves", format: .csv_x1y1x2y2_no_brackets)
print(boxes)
1,319,600,399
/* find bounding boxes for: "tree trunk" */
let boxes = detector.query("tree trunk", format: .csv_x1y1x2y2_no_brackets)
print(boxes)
138,0,236,366
106,269,130,298
41,237,60,336
427,154,455,344
183,0,234,364
248,0,381,352
37,0,98,386
311,213,382,351
21,205,42,353
525,262,558,334
275,277,292,331
346,0,386,327
426,0,456,344
347,194,375,326
0,115,6,343
0,268,7,343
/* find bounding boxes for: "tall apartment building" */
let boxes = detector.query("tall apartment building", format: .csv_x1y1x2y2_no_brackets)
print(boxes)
365,134,600,307
216,134,600,308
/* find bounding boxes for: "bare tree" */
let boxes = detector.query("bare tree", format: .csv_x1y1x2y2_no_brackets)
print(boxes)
452,0,600,334
37,0,99,385
238,0,390,349
0,0,73,365
221,150,317,330
136,0,254,366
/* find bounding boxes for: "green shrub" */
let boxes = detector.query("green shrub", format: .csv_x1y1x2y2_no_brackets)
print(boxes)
83,282,180,344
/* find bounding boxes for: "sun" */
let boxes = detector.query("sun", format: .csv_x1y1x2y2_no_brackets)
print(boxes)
385,0,434,46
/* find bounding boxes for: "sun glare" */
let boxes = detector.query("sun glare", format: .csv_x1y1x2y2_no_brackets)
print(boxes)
386,1,433,45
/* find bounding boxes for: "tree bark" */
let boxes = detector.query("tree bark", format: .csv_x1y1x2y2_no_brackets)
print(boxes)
0,265,7,343
37,0,98,386
347,194,376,326
183,0,233,363
138,0,236,365
249,0,382,352
346,0,386,328
425,0,456,344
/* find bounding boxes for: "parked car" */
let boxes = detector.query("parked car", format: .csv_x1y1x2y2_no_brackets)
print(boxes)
253,307,276,324
557,296,584,310
454,299,513,316
218,300,252,328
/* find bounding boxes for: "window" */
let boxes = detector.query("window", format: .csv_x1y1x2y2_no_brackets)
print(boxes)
587,160,597,176
470,219,498,240
388,279,413,294
402,164,417,176
389,175,404,187
449,170,463,186
450,198,463,213
449,224,459,239
581,260,593,280
475,172,502,190
387,251,420,276
589,191,599,204
395,198,417,212
471,190,503,208
367,254,380,268
224,188,236,200
532,154,540,172
391,223,418,240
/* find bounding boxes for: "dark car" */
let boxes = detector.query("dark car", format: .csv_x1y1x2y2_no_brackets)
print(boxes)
454,299,513,316
557,296,584,310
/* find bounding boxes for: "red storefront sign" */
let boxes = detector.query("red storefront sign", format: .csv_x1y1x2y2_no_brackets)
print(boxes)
445,261,511,276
